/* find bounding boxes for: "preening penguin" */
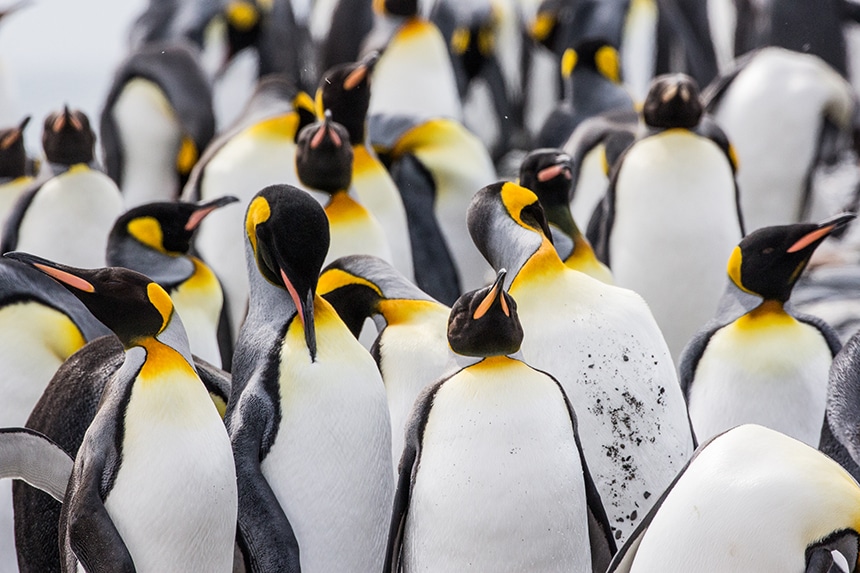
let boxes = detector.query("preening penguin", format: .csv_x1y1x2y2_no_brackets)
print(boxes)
295,113,393,268
181,75,316,340
106,195,239,368
100,40,215,207
467,180,694,544
608,424,860,572
385,269,616,572
2,107,124,269
4,252,237,573
316,52,415,280
226,184,393,572
0,116,34,236
519,147,613,283
318,254,452,473
680,214,852,446
591,73,744,361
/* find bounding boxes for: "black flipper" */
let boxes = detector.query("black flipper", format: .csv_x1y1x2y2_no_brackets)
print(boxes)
805,529,859,572
1,182,40,254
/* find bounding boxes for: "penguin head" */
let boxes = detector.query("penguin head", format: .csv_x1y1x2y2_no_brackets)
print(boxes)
447,269,523,357
223,0,262,60
317,52,380,145
450,8,497,82
468,181,555,280
245,184,330,359
0,115,29,179
519,148,574,208
109,195,239,257
373,0,418,18
642,74,703,129
3,252,176,347
529,0,563,51
728,213,856,302
561,39,621,84
295,111,353,194
41,106,96,166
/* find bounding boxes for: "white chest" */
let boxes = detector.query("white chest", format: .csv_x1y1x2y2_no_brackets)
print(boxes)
403,359,592,573
688,317,832,446
261,314,393,573
103,373,237,573
18,168,123,269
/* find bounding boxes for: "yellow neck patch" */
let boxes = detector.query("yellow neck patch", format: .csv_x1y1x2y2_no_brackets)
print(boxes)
137,336,196,382
317,268,382,297
734,299,795,331
246,195,271,254
377,298,446,325
325,191,364,222
148,282,174,334
247,113,299,140
128,217,166,253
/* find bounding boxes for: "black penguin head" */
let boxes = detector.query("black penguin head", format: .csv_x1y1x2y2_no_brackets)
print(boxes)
642,74,703,129
41,106,96,166
561,39,621,84
3,252,174,347
0,115,29,179
245,184,330,359
519,148,574,208
728,213,856,301
110,195,239,256
317,52,380,145
295,112,354,194
448,269,523,357
450,9,496,82
529,0,564,50
374,0,418,18
224,0,262,59
468,181,555,274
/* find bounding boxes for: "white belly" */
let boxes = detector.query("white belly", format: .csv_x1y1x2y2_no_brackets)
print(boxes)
112,78,182,207
103,373,237,573
17,168,123,269
262,309,393,573
511,270,694,544
688,317,832,446
569,143,609,228
403,358,592,572
610,130,741,360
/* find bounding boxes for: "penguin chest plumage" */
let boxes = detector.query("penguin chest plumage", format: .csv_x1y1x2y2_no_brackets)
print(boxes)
169,258,224,367
610,130,741,359
368,19,462,121
510,265,692,544
111,78,183,207
570,143,609,228
627,425,860,571
261,300,393,572
103,344,236,572
324,192,393,268
403,357,592,572
352,146,414,280
17,167,123,269
0,301,86,426
687,313,832,446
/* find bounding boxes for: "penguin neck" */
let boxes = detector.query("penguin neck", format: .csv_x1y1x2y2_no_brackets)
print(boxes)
352,143,380,176
467,355,518,371
377,298,449,326
134,335,198,383
47,160,98,177
106,237,195,289
0,175,30,186
325,189,367,222
736,299,795,329
509,235,566,292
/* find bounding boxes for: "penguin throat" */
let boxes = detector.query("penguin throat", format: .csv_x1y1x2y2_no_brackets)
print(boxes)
510,237,566,291
136,336,197,383
736,300,794,331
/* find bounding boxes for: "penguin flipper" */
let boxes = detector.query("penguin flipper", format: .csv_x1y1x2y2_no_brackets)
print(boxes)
1,182,40,253
230,387,300,573
805,530,860,572
0,428,72,502
193,354,232,402
390,153,461,306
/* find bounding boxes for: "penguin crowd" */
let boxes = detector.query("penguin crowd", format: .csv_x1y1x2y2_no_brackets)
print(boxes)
3,0,860,572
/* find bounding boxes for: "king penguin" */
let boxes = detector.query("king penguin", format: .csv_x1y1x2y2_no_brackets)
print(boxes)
316,52,415,280
225,184,393,572
1,107,124,269
295,113,394,268
0,258,110,573
607,424,860,572
680,214,853,446
106,195,239,368
703,47,857,230
0,116,33,237
100,40,215,207
317,254,453,473
181,75,316,340
590,73,744,361
467,180,694,544
519,147,613,283
3,251,237,572
370,112,497,305
384,269,616,572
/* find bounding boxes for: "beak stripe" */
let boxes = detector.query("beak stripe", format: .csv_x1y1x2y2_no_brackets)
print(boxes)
473,283,500,320
343,65,368,91
34,263,95,292
788,225,835,253
281,268,306,330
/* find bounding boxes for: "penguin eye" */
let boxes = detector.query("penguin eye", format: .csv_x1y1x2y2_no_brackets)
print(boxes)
762,247,775,255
